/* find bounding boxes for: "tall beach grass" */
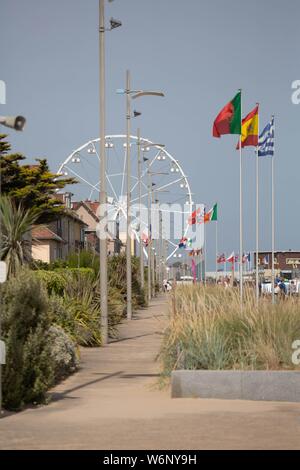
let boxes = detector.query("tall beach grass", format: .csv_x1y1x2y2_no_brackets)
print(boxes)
159,285,300,377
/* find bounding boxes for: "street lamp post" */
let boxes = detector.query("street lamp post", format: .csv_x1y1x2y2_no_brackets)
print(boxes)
125,70,133,320
158,207,163,288
99,0,108,343
146,156,152,302
137,128,145,291
118,78,164,317
148,171,168,295
99,0,122,342
150,185,156,297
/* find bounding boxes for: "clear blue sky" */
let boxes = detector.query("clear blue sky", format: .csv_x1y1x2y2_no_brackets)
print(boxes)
1,0,299,268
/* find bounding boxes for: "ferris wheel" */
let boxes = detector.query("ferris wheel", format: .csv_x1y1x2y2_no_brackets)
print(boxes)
57,135,194,261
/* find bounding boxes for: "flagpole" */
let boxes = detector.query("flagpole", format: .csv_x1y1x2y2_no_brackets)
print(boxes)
271,115,275,304
256,108,260,304
239,135,243,301
200,251,203,283
204,221,207,286
215,220,218,284
239,91,243,303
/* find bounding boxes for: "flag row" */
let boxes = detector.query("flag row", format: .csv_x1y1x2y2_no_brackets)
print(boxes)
213,90,274,156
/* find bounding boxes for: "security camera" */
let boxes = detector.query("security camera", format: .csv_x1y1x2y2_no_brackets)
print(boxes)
0,115,26,131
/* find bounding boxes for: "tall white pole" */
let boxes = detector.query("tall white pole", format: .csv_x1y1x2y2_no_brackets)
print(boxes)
239,90,243,302
255,106,260,304
215,220,218,283
99,0,108,344
151,184,156,296
158,208,162,288
256,144,259,303
137,128,144,290
204,220,207,285
271,116,275,304
239,135,243,302
126,70,132,320
200,251,203,282
147,158,152,301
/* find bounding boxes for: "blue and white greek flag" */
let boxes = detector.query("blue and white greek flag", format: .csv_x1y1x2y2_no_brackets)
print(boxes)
258,116,274,157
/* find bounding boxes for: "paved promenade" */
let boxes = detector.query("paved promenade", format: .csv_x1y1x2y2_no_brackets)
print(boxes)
0,294,300,450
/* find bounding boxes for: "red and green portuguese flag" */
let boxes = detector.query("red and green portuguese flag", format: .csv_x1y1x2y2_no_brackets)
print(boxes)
213,91,241,138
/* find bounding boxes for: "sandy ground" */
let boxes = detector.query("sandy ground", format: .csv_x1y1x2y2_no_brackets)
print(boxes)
0,294,300,450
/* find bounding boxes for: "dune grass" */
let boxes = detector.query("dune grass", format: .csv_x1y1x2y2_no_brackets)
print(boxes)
159,285,300,377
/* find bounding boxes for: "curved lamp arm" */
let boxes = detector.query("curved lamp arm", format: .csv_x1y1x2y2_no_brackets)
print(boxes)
132,91,165,100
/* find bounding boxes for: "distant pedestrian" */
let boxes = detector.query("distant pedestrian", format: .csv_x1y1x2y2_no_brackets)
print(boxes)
166,281,172,292
290,280,297,296
278,279,287,297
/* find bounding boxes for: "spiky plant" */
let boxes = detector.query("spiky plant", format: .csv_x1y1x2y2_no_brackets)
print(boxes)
0,196,40,278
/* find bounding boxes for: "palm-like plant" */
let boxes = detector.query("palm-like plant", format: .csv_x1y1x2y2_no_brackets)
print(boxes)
0,196,40,278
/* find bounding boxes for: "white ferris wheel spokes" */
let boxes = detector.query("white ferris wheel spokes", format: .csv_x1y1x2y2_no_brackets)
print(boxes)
58,135,193,261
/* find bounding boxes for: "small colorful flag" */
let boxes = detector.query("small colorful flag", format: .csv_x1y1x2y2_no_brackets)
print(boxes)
141,232,149,247
242,252,251,264
204,203,218,223
226,252,235,263
213,91,242,138
188,248,202,257
178,237,188,249
258,116,274,157
263,254,270,265
236,105,259,149
188,208,202,226
217,254,226,264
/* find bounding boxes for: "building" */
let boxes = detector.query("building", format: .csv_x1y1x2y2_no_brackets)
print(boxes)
72,200,101,253
255,251,300,279
31,193,87,264
73,199,136,256
32,192,138,263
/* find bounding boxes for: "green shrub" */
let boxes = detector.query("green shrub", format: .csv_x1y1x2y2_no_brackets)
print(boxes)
35,270,67,296
108,255,146,308
48,325,79,383
34,268,94,297
107,287,126,337
1,270,54,410
57,273,102,346
67,250,100,275
30,259,50,271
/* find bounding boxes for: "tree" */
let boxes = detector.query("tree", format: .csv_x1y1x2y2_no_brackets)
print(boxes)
0,196,40,278
0,134,76,222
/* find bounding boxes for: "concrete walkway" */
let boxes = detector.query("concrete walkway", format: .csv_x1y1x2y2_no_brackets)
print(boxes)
0,294,300,450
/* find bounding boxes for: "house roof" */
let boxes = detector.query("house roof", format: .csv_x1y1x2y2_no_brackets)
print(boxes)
63,208,88,225
73,200,100,222
32,226,64,243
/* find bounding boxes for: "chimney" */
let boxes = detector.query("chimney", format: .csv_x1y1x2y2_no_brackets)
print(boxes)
63,192,73,209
